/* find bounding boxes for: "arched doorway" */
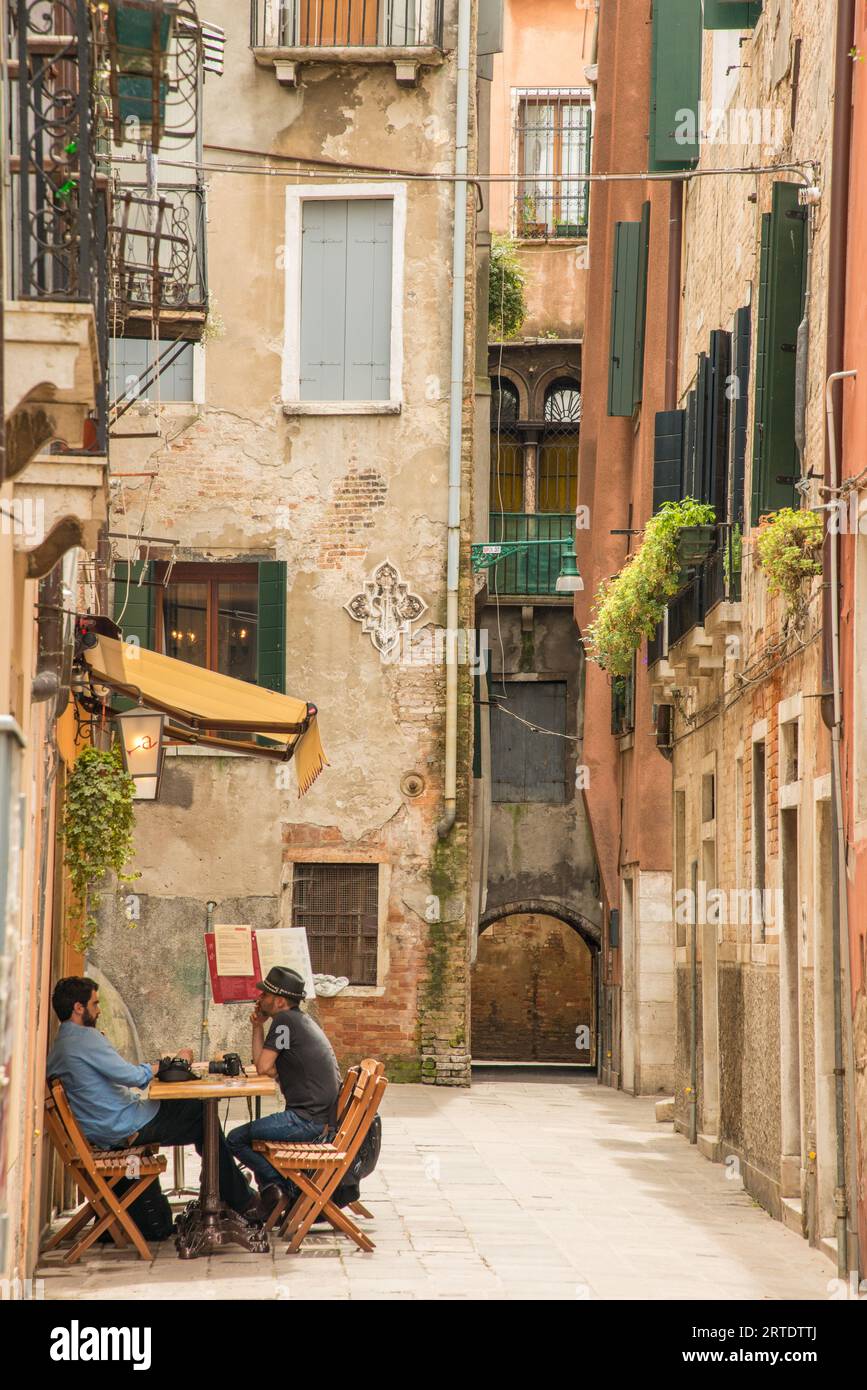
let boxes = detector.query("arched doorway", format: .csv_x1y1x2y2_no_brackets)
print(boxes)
471,910,598,1065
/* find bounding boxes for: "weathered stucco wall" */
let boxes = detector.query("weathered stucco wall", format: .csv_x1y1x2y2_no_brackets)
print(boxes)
100,1,478,1084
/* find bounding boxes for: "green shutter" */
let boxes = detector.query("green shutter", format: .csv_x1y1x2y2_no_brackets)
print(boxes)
653,411,686,512
649,0,702,171
752,185,805,522
112,561,155,648
750,214,771,526
684,388,699,499
634,201,651,405
257,560,287,693
731,305,751,527
607,221,641,417
708,329,731,518
703,0,762,29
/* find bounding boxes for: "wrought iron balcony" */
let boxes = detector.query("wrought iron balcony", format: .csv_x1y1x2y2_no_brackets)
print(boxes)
251,0,444,49
110,183,208,337
8,0,102,304
486,513,575,597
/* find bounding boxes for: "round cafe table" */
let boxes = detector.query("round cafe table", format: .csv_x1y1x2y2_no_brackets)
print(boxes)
149,1068,279,1259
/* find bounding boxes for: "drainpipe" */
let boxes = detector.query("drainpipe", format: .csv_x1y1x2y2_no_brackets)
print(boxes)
438,0,473,840
201,899,216,1062
825,370,861,1282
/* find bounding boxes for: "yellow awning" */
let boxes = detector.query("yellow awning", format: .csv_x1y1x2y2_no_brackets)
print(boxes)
83,635,327,795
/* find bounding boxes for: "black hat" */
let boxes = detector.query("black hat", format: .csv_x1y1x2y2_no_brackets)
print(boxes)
255,966,306,1000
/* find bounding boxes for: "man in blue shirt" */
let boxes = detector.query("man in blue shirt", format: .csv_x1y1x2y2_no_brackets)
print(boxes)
47,976,260,1222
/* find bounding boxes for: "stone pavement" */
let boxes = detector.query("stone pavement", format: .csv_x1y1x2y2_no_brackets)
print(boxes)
38,1071,835,1301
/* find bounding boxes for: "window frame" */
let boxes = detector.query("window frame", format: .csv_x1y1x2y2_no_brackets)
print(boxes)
282,182,407,415
154,560,260,678
287,859,384,990
512,87,592,240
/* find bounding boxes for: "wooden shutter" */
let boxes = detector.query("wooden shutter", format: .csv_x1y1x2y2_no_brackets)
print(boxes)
300,200,348,401
634,201,651,405
752,185,805,520
703,0,762,28
491,681,566,803
257,561,287,693
653,410,686,513
694,352,711,503
113,561,154,648
300,199,392,402
707,329,731,519
731,305,751,526
751,213,771,525
344,199,393,401
607,221,641,417
684,387,699,498
649,0,702,171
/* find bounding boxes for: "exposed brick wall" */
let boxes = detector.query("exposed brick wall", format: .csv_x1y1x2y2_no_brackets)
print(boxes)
471,914,594,1061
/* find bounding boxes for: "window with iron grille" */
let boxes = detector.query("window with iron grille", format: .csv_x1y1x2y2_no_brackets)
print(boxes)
490,377,523,512
292,863,379,985
514,89,592,240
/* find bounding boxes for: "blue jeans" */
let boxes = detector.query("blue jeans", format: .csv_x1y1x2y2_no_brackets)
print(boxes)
226,1108,325,1192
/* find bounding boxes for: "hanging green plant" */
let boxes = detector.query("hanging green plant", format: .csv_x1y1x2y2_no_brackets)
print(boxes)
754,507,822,617
587,498,717,676
489,234,527,340
63,744,140,953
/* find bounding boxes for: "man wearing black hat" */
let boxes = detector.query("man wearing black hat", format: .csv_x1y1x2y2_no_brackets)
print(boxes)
226,966,341,1208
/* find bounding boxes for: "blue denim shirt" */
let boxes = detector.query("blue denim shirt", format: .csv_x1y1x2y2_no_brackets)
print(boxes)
46,1022,159,1149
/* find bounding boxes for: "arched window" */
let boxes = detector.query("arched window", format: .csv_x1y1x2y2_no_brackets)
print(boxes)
490,378,522,512
540,379,581,512
491,378,520,426
543,380,582,423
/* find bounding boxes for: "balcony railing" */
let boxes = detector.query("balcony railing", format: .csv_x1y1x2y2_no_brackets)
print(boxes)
251,0,444,49
8,0,99,303
110,183,208,335
665,532,743,650
487,512,574,597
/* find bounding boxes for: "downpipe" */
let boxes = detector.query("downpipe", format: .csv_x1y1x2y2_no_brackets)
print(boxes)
438,0,473,840
825,370,861,1282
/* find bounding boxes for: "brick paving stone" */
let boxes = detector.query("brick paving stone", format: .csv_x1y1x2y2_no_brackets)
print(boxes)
37,1074,835,1301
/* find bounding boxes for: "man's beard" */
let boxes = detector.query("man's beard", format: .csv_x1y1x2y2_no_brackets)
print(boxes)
83,1012,98,1027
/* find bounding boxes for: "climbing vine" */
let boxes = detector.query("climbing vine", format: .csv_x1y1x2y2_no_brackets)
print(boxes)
63,744,140,953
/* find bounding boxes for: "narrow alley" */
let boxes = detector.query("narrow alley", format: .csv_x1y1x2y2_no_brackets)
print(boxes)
37,1074,832,1302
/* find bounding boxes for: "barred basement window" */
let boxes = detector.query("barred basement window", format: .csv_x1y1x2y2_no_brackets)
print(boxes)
292,863,379,986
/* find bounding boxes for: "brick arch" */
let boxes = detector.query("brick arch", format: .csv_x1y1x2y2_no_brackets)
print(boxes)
530,363,582,421
479,899,601,952
472,906,598,1063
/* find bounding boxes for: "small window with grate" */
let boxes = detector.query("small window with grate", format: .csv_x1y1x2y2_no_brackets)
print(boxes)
291,863,379,986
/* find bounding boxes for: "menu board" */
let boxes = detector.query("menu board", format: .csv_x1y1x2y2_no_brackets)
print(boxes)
204,927,314,1002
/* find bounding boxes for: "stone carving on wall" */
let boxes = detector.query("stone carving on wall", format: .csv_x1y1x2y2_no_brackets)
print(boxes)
345,559,428,657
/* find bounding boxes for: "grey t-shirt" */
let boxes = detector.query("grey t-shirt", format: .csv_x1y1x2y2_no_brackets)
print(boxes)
264,1007,341,1127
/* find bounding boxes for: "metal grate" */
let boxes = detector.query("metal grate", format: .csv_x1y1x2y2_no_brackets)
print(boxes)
292,863,379,986
514,90,591,240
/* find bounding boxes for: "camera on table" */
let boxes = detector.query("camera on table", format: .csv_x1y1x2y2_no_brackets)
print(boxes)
208,1052,243,1077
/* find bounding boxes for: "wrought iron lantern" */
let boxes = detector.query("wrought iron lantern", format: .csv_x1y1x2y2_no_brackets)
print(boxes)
115,707,166,800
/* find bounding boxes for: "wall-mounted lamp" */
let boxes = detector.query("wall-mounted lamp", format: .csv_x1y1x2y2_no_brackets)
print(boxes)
115,707,166,800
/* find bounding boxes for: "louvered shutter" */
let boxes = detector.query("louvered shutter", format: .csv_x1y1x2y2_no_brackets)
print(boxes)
751,213,772,525
653,411,686,513
731,305,751,526
708,329,732,519
257,561,287,694
649,0,702,171
752,185,805,520
703,0,762,28
607,222,641,417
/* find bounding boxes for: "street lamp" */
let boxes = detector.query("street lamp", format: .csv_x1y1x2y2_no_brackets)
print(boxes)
555,543,584,594
115,708,165,800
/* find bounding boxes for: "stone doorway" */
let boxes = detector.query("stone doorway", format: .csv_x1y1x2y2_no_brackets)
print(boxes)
471,912,597,1064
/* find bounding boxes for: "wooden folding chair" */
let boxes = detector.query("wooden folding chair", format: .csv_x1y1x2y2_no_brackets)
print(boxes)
43,1078,168,1264
255,1058,387,1253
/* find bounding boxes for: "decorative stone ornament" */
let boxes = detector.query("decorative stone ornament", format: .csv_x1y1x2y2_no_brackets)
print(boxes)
345,559,428,657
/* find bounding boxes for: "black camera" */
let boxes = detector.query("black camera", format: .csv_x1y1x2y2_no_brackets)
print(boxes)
208,1052,243,1077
